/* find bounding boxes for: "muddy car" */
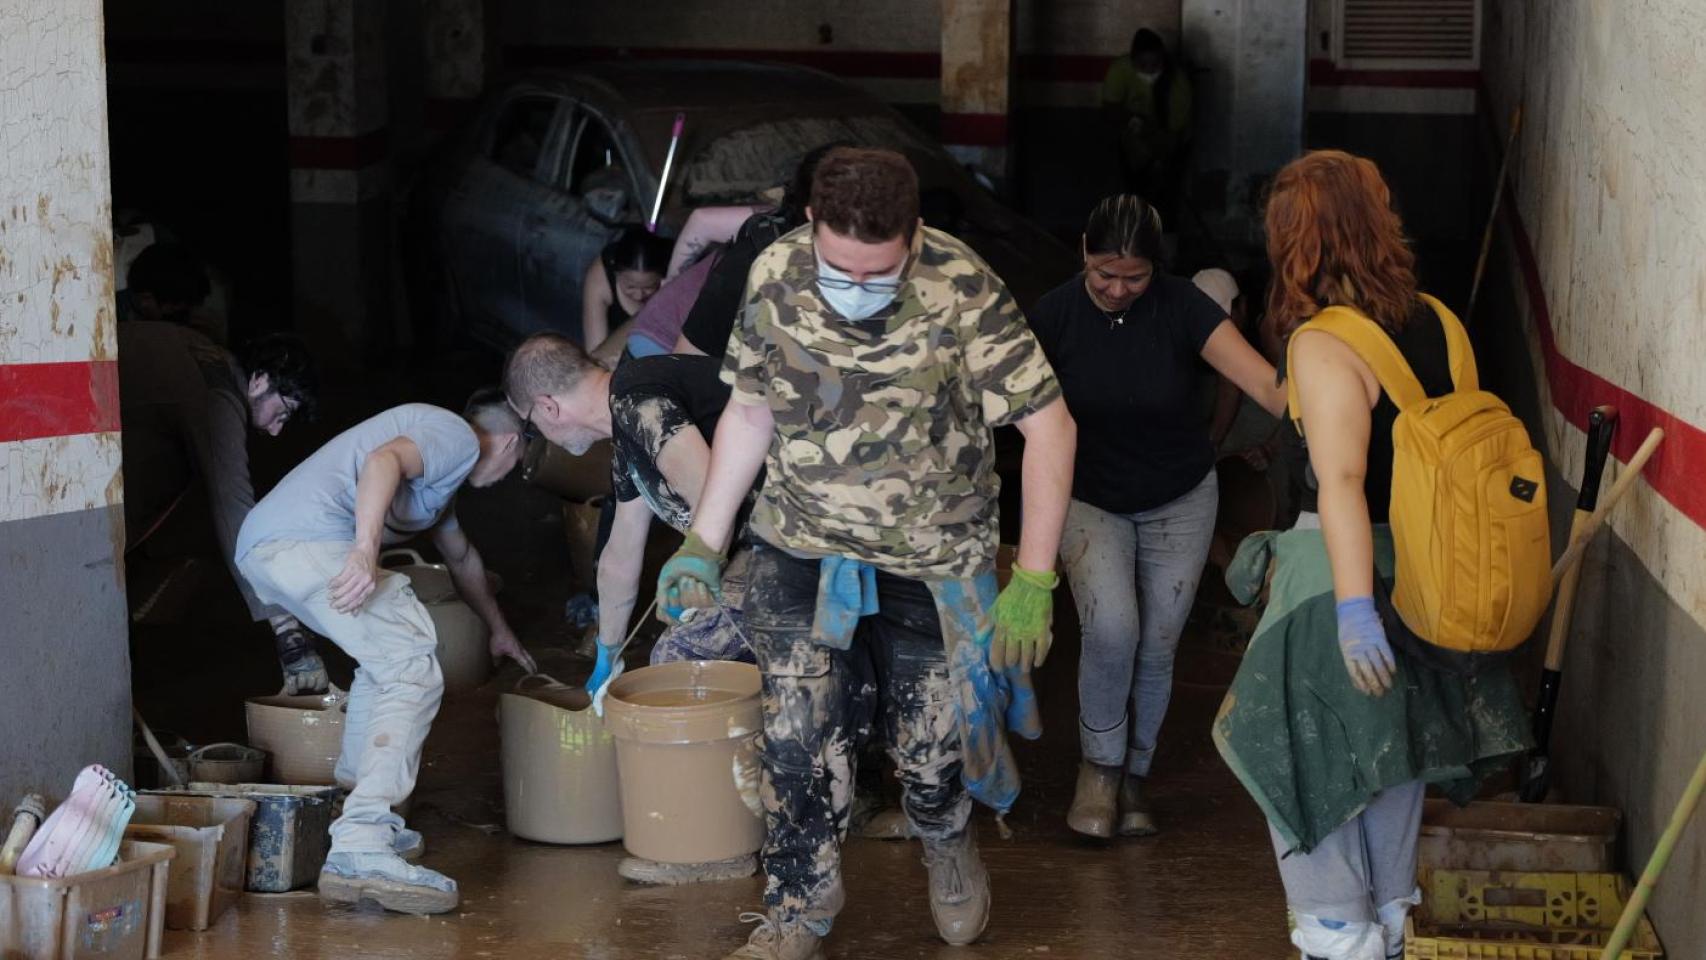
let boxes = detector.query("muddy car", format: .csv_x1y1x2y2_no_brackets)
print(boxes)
413,60,1076,352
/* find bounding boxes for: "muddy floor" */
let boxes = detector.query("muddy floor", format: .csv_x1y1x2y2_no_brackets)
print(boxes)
130,417,1292,957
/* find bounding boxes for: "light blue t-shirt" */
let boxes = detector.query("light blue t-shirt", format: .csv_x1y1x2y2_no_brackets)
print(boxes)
236,404,479,561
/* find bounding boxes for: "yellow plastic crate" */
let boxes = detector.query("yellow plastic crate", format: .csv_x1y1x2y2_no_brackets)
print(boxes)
1407,869,1663,960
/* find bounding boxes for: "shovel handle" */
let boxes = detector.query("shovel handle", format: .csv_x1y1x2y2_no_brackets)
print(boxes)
1542,407,1619,670
1550,428,1665,583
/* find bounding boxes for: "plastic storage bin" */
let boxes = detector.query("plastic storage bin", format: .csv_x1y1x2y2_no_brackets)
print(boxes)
0,840,174,960
156,783,337,893
123,795,253,931
1419,800,1620,873
1407,869,1663,960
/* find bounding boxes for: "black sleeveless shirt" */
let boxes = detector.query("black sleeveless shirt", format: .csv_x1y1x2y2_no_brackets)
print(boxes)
1298,297,1458,522
1364,299,1457,521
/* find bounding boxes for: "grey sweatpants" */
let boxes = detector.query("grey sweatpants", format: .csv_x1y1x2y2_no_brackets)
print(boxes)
1269,780,1425,922
1060,471,1218,775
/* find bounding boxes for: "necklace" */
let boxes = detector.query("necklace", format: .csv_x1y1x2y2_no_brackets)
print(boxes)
1102,306,1130,329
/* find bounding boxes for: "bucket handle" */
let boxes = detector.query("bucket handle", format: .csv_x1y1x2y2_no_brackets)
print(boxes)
270,682,349,710
379,548,428,568
513,672,572,692
187,742,264,762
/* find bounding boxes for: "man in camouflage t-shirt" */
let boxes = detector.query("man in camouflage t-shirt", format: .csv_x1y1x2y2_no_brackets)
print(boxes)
656,148,1076,959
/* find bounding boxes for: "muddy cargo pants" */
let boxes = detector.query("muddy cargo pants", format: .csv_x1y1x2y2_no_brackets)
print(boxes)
238,540,444,855
744,542,970,926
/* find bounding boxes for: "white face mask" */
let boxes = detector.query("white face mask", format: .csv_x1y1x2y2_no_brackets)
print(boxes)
815,253,903,321
1137,68,1162,82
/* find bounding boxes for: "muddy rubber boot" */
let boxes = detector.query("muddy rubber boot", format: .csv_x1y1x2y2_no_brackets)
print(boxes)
1117,773,1158,837
722,910,824,960
318,851,459,915
922,831,990,946
1066,762,1120,839
618,853,757,885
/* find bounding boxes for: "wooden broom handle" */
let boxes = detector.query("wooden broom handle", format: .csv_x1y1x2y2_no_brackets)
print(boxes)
1550,428,1665,583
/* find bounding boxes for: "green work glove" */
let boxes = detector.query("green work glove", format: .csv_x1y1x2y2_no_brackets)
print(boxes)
655,531,726,625
988,564,1058,672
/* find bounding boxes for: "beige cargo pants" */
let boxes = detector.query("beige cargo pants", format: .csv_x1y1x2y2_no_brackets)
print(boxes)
239,540,443,855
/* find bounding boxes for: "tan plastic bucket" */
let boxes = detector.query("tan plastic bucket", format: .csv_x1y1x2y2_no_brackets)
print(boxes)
500,676,624,844
603,661,764,864
380,548,495,695
244,690,346,786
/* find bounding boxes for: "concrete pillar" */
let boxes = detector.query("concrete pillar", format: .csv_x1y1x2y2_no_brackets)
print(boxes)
1181,0,1306,218
423,0,486,131
940,0,1016,186
0,0,134,793
286,0,391,363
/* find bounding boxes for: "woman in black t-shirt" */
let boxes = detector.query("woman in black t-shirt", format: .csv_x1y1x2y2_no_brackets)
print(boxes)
1028,194,1285,839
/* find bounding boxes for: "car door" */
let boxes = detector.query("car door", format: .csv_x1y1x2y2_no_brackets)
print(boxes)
439,91,573,349
518,103,643,344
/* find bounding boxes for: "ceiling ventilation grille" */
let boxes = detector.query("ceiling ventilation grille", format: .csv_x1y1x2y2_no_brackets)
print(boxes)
1341,0,1477,65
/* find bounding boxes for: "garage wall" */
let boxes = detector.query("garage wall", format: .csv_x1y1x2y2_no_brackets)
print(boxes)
0,0,134,798
1482,3,1706,955
496,0,1181,106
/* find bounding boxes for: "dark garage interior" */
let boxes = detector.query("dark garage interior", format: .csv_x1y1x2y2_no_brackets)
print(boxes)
4,2,1706,958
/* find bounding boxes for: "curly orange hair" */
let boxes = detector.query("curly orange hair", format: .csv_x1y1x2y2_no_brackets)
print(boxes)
1264,150,1417,336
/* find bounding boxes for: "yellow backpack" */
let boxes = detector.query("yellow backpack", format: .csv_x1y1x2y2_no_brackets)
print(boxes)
1286,295,1552,654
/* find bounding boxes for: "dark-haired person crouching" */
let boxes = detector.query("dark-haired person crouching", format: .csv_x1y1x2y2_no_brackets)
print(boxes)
119,320,332,692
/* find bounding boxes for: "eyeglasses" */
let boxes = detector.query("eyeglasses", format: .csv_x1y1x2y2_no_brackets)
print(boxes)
508,396,540,443
815,273,904,296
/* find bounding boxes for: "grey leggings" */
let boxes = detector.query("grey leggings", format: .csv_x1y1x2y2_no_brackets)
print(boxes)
1060,471,1219,775
1271,780,1425,923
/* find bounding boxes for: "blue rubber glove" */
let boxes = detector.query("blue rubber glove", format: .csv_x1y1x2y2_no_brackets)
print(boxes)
587,641,625,717
655,531,726,624
1336,596,1396,696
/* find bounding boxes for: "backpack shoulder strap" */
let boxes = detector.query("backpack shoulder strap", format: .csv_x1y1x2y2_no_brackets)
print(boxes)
1419,293,1478,392
1285,306,1428,429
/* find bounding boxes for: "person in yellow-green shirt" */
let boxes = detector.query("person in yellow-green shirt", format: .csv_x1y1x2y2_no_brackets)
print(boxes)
1102,28,1193,211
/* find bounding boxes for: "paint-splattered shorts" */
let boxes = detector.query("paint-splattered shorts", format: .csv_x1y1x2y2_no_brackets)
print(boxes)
743,541,969,924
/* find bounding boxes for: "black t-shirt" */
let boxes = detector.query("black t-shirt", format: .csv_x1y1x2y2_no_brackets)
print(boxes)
680,213,790,359
1028,273,1227,513
608,355,730,528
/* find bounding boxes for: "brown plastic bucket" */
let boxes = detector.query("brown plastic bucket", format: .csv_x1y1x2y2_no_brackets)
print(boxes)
244,690,346,786
602,661,764,864
500,676,624,844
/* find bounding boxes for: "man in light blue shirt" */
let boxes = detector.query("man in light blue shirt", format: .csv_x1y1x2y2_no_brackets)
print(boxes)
236,390,534,915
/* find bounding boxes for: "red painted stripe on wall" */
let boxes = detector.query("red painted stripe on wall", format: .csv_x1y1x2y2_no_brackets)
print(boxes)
287,129,390,171
507,44,943,79
1498,197,1706,527
0,361,121,443
940,112,1009,146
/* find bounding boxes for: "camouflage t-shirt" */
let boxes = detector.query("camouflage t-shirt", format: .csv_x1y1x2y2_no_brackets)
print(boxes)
721,224,1061,580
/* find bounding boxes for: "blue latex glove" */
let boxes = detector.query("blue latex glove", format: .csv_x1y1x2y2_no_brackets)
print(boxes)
1335,596,1396,696
656,531,725,624
587,641,625,716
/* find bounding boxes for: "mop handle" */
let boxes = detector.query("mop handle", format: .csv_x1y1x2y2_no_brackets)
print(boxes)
647,112,686,233
1599,742,1706,959
1551,428,1665,582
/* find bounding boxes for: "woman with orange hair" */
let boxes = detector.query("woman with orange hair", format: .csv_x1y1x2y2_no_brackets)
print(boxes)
1213,151,1528,960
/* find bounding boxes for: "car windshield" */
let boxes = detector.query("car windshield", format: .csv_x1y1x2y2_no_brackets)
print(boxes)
681,113,946,206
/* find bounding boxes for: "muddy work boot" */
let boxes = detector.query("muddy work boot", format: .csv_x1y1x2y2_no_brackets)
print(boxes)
1066,761,1120,839
318,851,459,915
922,831,990,946
618,853,757,885
1117,773,1158,837
722,911,824,960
